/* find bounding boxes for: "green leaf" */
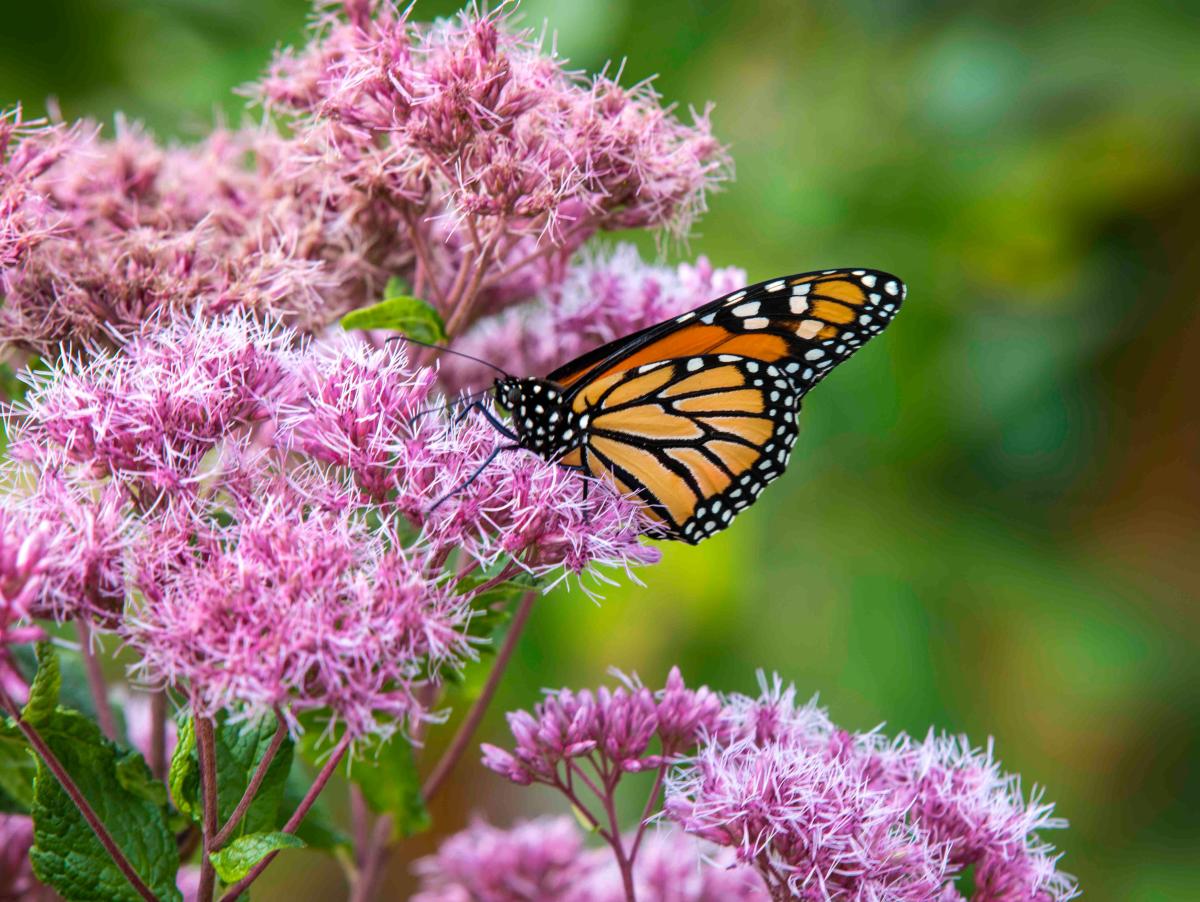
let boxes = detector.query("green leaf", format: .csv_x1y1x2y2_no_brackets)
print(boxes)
339,292,447,344
29,708,181,902
168,715,199,823
115,747,168,808
213,714,294,839
11,642,101,723
0,722,35,812
282,765,350,850
22,641,60,725
170,712,294,840
208,831,304,883
349,734,431,839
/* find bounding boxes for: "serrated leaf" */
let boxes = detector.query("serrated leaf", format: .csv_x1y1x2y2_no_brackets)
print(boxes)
209,831,305,883
350,734,431,839
22,641,60,725
213,714,294,839
12,642,102,722
282,765,350,850
29,708,181,902
339,294,447,344
115,747,168,807
169,716,199,823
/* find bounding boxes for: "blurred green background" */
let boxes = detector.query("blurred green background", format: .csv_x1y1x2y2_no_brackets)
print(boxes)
4,0,1197,898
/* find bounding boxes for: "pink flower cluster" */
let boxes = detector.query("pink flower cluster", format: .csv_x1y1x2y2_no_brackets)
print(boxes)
257,2,730,331
664,675,1079,902
0,3,727,355
413,817,766,902
2,314,657,742
481,667,721,784
0,511,47,698
481,671,1076,901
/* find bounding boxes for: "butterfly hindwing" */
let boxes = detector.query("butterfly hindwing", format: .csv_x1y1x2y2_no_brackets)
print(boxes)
570,355,800,543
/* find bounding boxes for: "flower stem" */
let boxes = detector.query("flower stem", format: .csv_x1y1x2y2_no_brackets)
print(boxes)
76,620,117,740
196,715,220,902
210,709,289,849
0,687,157,902
217,733,352,902
422,588,537,802
148,690,168,779
597,770,637,902
629,760,668,861
349,588,537,902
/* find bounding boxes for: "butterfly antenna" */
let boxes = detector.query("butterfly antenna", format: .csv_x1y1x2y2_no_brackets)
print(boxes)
386,334,511,378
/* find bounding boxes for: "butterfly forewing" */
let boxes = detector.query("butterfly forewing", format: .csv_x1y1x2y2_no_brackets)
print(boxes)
547,268,904,398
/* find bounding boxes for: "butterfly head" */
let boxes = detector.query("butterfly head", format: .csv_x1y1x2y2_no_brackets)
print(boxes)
493,376,580,458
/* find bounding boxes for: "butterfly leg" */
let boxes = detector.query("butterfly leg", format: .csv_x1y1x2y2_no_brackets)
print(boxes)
428,441,521,512
455,399,519,441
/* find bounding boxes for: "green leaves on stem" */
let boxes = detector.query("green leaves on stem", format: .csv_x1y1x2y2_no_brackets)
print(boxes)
5,643,181,902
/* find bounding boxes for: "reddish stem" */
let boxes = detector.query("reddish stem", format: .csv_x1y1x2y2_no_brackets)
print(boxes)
217,734,352,902
0,687,157,902
196,716,220,902
147,691,168,780
210,709,289,850
422,588,537,802
76,620,117,740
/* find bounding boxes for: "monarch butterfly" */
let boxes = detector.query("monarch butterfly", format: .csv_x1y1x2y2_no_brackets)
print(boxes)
462,268,904,544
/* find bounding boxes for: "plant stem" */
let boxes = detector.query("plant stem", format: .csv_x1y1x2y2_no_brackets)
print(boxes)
76,620,117,740
629,760,668,861
196,715,220,902
0,687,157,902
422,588,537,802
598,770,637,902
148,690,168,779
210,709,289,849
348,588,538,902
217,733,352,902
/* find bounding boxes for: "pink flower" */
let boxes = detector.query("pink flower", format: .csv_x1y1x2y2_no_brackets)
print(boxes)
278,334,438,501
0,814,56,901
413,818,767,902
482,669,720,786
664,674,1079,901
576,828,769,902
10,312,292,501
412,816,593,901
0,510,47,698
126,481,471,741
390,402,659,587
253,4,730,332
6,475,130,624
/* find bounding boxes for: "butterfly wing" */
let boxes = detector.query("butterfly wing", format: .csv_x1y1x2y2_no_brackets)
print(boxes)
558,355,799,543
547,268,905,399
543,268,904,543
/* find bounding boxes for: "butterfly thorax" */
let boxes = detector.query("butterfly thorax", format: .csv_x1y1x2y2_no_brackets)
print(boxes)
494,377,583,460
